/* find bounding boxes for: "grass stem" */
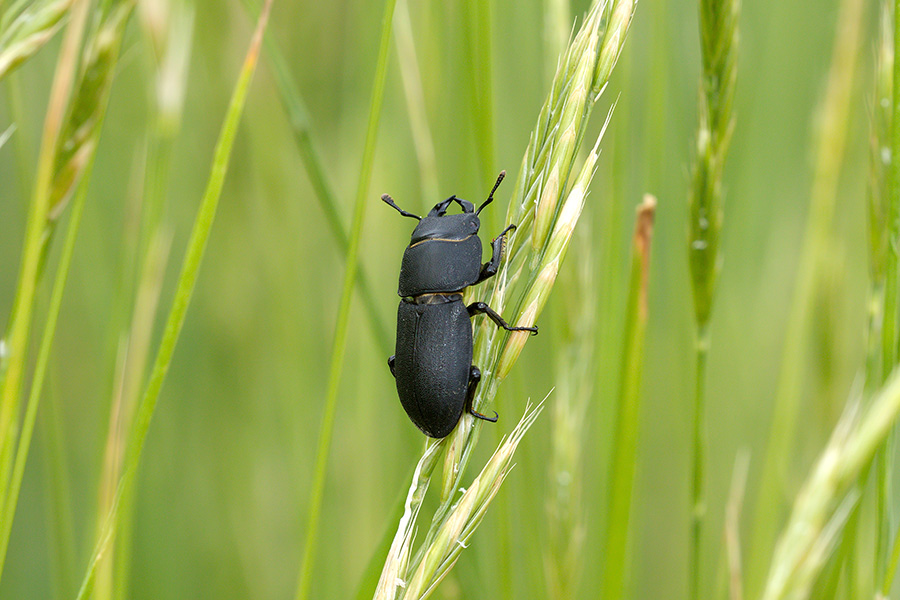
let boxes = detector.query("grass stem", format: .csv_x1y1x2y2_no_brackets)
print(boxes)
0,0,88,515
72,3,272,595
0,156,89,580
293,1,397,598
601,195,655,600
690,324,710,600
749,0,865,587
239,0,393,357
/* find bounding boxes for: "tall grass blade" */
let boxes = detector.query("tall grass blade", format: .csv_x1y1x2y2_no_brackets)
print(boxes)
0,0,89,534
0,166,89,580
761,366,900,600
72,3,273,596
686,0,739,595
394,0,439,202
749,0,866,589
239,0,392,357
464,0,494,181
293,1,397,598
601,195,655,600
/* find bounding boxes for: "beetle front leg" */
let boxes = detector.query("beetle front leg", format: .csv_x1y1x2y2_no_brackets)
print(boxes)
467,301,538,335
388,355,397,378
476,224,517,283
466,366,498,423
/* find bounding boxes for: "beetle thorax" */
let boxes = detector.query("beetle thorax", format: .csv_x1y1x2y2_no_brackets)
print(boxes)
410,213,480,245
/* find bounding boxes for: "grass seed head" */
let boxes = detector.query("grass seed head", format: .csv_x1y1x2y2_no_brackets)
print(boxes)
0,0,76,80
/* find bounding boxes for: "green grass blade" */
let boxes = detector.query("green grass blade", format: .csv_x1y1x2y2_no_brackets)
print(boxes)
749,0,866,588
876,0,900,588
0,0,88,510
761,366,900,600
601,196,655,600
686,0,739,594
394,0,439,202
293,1,397,598
72,3,273,597
464,0,494,182
40,385,76,599
0,164,89,580
238,0,392,357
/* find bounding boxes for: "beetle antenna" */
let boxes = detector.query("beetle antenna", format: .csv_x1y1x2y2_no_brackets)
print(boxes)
476,170,506,215
382,194,421,220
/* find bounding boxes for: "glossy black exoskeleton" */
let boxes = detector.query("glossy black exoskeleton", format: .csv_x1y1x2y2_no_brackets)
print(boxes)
383,172,538,438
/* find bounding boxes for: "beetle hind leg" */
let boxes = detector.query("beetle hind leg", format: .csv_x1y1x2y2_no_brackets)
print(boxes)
466,366,498,423
388,355,397,378
467,301,539,335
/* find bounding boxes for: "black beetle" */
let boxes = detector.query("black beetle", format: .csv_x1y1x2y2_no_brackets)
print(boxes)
382,171,538,438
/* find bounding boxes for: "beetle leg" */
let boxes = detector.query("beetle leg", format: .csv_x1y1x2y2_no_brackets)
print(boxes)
466,366,498,423
388,355,397,378
476,223,517,284
467,301,538,335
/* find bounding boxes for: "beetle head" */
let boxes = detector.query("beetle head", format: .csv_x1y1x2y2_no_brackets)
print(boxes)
392,171,507,245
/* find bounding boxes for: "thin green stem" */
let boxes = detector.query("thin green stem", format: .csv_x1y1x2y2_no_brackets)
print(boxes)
0,0,88,511
884,515,900,593
885,0,900,373
40,380,75,600
0,162,89,580
880,2,900,586
602,197,655,600
394,0,440,203
749,0,865,587
690,324,709,600
72,4,272,596
239,0,392,357
465,0,494,184
293,1,397,599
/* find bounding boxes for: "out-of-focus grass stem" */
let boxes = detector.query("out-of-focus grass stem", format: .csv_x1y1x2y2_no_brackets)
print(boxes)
687,0,739,594
885,0,900,385
690,325,710,598
39,384,75,599
0,0,89,542
601,195,655,600
73,3,272,596
0,161,89,574
394,0,439,203
294,1,396,599
0,160,89,580
761,365,900,600
465,0,494,182
877,0,900,590
239,0,392,357
3,73,32,206
750,0,865,589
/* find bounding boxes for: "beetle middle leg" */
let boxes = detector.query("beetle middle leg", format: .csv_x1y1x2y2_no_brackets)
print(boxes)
466,366,498,422
388,355,397,377
467,301,539,335
476,224,517,283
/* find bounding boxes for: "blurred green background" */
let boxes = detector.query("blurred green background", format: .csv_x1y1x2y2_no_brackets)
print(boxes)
0,0,879,598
